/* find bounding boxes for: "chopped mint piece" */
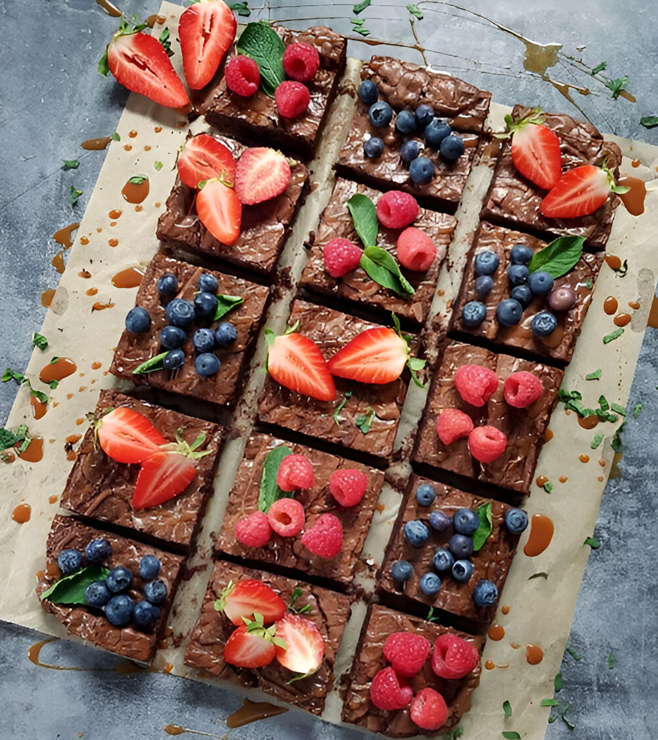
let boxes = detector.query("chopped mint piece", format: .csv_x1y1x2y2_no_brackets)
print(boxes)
407,4,423,19
591,61,607,74
353,0,371,13
502,700,512,719
127,175,148,185
229,1,251,17
591,434,603,449
633,402,643,418
605,75,629,99
607,651,615,669
584,536,600,549
585,369,601,380
154,161,163,171
603,327,624,344
62,159,79,170
32,333,48,350
70,186,82,207
554,672,563,692
640,116,658,129
110,132,121,142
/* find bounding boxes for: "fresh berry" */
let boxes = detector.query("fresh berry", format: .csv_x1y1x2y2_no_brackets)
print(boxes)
452,559,474,583
215,322,238,346
399,139,420,163
179,0,236,89
106,566,132,593
196,178,242,246
194,292,218,318
496,298,523,326
323,238,363,278
429,511,452,532
472,578,498,607
475,275,494,296
235,147,292,205
440,133,465,162
508,264,529,286
391,560,414,582
404,520,429,547
436,408,474,445
327,327,410,385
505,507,529,534
195,353,221,376
420,572,441,595
274,613,325,674
473,250,499,276
397,227,437,272
364,136,384,158
224,621,277,668
528,270,554,296
235,511,273,548
125,307,151,333
453,508,480,536
369,667,413,711
276,454,315,491
509,116,562,191
266,330,335,402
432,547,454,572
376,191,419,230
139,555,161,580
166,298,195,327
425,120,451,149
84,539,112,564
329,469,369,507
268,498,306,537
144,579,168,605
301,513,343,558
548,285,577,311
448,534,473,559
415,104,434,128
160,325,186,350
409,156,435,184
504,371,544,408
510,244,534,264
511,284,532,307
217,579,286,625
453,365,498,407
133,600,161,629
468,426,507,463
368,101,393,127
275,81,310,118
164,349,185,370
85,580,112,607
416,482,436,507
531,311,558,337
383,632,431,678
177,134,236,190
105,594,134,626
431,632,480,679
132,449,197,509
98,407,166,465
157,273,179,296
410,688,448,731
57,549,83,575
358,79,378,105
461,301,487,328
193,328,216,354
282,41,320,82
225,54,260,96
395,109,417,134
541,164,616,218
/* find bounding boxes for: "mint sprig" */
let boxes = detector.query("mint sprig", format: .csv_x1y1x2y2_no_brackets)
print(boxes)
472,502,492,552
258,445,293,513
528,236,584,278
236,22,285,97
40,564,110,606
133,351,168,375
214,294,244,322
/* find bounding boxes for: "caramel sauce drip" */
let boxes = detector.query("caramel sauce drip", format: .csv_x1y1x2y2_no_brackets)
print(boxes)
81,136,111,151
579,454,590,463
129,130,138,138
121,178,150,204
86,288,98,296
18,437,44,463
598,459,606,467
12,503,32,523
41,289,56,308
614,313,631,327
80,236,90,246
30,395,47,420
578,415,599,430
155,126,162,133
488,625,505,641
164,727,185,736
604,254,622,270
535,475,549,487
91,361,102,370
226,699,289,728
526,645,544,665
123,145,132,152
92,300,115,311
523,514,554,557
108,209,122,220
66,434,82,444
501,605,511,615
78,269,91,279
146,14,166,27
629,301,641,310
632,158,641,168
51,251,65,274
647,295,658,329
108,238,119,247
617,175,647,216
112,267,144,288
40,357,77,384
485,660,496,670
603,296,618,315
49,495,58,504
559,475,568,483
544,428,553,443
53,222,80,249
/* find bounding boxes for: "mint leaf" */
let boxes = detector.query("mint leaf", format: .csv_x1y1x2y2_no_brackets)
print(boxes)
128,174,148,185
441,728,463,740
2,367,24,384
529,572,548,580
288,587,312,614
502,733,520,740
352,26,371,36
40,564,109,605
541,699,559,707
70,186,82,207
154,161,163,171
611,421,625,452
584,536,600,549
355,407,376,434
554,672,563,691
110,132,121,142
640,116,658,129
591,61,607,75
347,193,378,248
472,502,492,552
603,327,624,344
605,76,629,99
407,3,423,19
133,351,168,375
361,247,415,297
229,1,251,17
503,700,512,719
591,434,603,449
0,424,29,452
48,379,59,390
528,236,584,278
332,389,353,426
353,0,371,13
566,646,581,661
214,294,244,322
237,22,285,97
159,27,174,57
258,445,293,513
585,369,601,380
62,159,79,170
584,278,593,289
607,651,615,669
97,47,110,76
611,403,626,416
32,333,48,350
633,402,643,418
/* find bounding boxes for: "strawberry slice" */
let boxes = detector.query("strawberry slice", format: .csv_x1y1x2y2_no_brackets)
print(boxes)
177,134,236,190
234,148,292,206
215,579,287,626
97,407,167,465
196,178,242,246
265,328,336,402
540,163,627,219
179,0,237,90
274,613,325,675
224,617,281,668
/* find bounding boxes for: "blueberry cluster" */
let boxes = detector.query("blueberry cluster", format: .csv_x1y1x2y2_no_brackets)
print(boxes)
390,482,529,609
57,542,167,631
357,79,465,186
125,271,238,378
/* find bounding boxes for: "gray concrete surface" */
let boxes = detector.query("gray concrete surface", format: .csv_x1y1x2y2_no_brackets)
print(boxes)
1,0,657,738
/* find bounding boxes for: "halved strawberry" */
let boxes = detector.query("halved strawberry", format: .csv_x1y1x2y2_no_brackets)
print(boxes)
224,616,283,668
540,163,627,219
196,178,242,246
215,579,287,626
265,327,336,402
97,407,166,464
177,134,236,190
179,0,237,90
274,613,325,675
234,148,292,206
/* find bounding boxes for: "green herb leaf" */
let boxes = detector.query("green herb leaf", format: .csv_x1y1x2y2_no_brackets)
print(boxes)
62,159,79,170
503,700,512,719
605,76,629,99
598,395,609,411
97,46,110,76
214,294,244,322
40,564,109,605
633,402,643,418
584,278,593,289
427,606,439,622
288,587,312,614
133,351,168,375
159,27,174,57
441,727,464,740
353,0,371,13
566,646,581,661
332,389,353,426
347,193,379,248
472,502,492,552
591,61,607,75
529,572,548,580
554,672,563,692
351,17,365,26
32,333,48,350
70,186,82,207
611,403,626,416
541,699,559,707
229,1,251,17
584,536,600,549
361,247,415,297
154,161,163,171
0,424,30,452
48,379,59,390
258,445,293,513
128,175,148,185
585,369,601,380
407,3,423,19
607,651,615,669
355,407,376,434
502,733,520,740
561,711,576,730
528,236,585,278
640,116,658,129
352,27,371,36
110,132,121,142
591,434,603,449
611,421,625,452
603,327,624,344
2,367,24,384
237,22,285,97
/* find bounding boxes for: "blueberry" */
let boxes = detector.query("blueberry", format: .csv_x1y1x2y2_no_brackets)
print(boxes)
57,549,83,575
160,325,186,350
472,579,498,607
163,349,185,370
215,322,238,347
420,572,441,596
473,250,499,276
195,352,220,377
194,291,218,319
403,520,429,548
452,559,474,583
391,560,414,582
133,600,161,629
416,483,436,507
531,311,558,337
165,299,195,328
453,508,480,536
144,579,168,606
449,533,474,559
510,245,534,265
85,580,112,607
432,548,454,573
511,284,532,308
461,301,487,328
85,538,112,564
106,566,132,593
193,328,215,354
440,133,465,162
429,510,452,532
548,285,577,312
197,273,218,294
400,139,420,163
409,156,435,184
475,275,494,297
424,119,451,149
505,508,529,534
125,307,151,334
157,273,178,297
528,270,554,297
496,298,524,327
368,101,393,128
395,109,417,135
139,555,162,581
358,79,378,106
508,264,529,286
105,594,134,626
364,136,385,159
415,104,434,129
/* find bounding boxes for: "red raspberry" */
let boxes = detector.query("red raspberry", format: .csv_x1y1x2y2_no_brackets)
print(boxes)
436,408,474,446
267,498,305,537
276,454,315,491
503,371,544,408
323,238,363,278
329,469,369,507
383,632,431,678
225,55,260,97
235,511,272,548
376,190,419,229
369,666,414,711
282,41,320,82
410,688,448,731
301,513,343,559
397,227,437,272
453,364,499,407
431,633,480,680
275,81,310,118
468,425,507,463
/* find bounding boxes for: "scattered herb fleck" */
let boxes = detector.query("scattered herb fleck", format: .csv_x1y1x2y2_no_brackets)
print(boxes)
541,699,559,707
585,369,601,380
633,402,643,418
441,727,463,740
133,351,168,375
332,389,353,426
640,116,658,129
355,407,376,434
584,536,600,549
427,606,440,623
528,572,548,580
503,700,512,719
591,434,603,449
0,424,30,452
154,161,163,171
607,651,616,669
603,327,624,344
605,75,630,99
611,421,625,452
62,159,79,170
543,480,553,493
110,132,121,142
70,185,82,207
127,174,148,185
353,0,371,13
502,733,520,740
229,1,251,17
566,646,581,661
288,587,312,615
591,61,607,75
159,27,174,57
584,277,593,289
554,673,563,692
48,379,59,390
407,3,423,19
611,403,626,416
32,333,48,350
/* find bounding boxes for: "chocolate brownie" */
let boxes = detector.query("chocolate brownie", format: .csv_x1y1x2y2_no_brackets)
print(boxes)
342,604,483,737
205,26,347,159
60,390,223,549
482,106,623,250
414,341,563,495
300,178,456,324
36,516,184,663
110,252,269,406
450,221,602,364
184,560,352,715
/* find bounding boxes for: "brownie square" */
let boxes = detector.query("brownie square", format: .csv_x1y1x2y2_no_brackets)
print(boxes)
110,252,269,406
450,221,602,364
258,299,420,460
215,432,385,586
414,341,563,495
184,560,352,715
342,604,483,737
36,515,184,664
482,106,623,250
156,134,310,276
205,26,347,159
379,476,518,625
300,178,456,324
60,390,223,549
